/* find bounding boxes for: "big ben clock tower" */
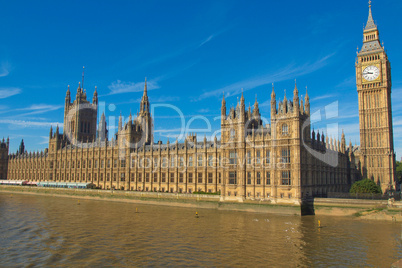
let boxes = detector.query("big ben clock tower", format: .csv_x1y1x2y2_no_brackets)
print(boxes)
356,1,396,193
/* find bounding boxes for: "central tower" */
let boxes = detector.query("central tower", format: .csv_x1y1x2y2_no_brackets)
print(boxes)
356,2,396,193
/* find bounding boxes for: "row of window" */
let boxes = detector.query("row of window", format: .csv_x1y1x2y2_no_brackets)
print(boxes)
246,192,292,199
43,159,127,169
17,170,292,186
9,148,292,170
229,171,291,185
361,54,380,62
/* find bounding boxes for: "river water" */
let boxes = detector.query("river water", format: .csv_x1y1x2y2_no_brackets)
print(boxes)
0,193,401,267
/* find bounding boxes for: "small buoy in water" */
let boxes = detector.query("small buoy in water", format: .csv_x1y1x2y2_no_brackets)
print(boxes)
136,208,138,213
77,200,80,205
195,212,199,218
318,220,321,228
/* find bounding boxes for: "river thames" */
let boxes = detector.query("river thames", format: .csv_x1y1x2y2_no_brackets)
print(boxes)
0,193,401,267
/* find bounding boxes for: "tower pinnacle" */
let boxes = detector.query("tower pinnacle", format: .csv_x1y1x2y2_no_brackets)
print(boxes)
143,77,148,97
293,79,299,97
365,0,376,31
140,77,150,115
82,66,85,90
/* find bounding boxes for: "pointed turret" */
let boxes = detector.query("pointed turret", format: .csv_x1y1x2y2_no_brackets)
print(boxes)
341,130,346,153
118,113,122,131
349,140,353,155
98,112,107,142
221,92,226,117
66,85,71,104
293,79,299,96
140,77,150,115
253,95,260,117
293,80,300,113
271,83,276,117
19,139,25,155
143,77,148,97
240,89,245,107
138,79,153,145
321,132,325,146
239,89,245,120
305,87,310,116
283,90,287,104
93,86,98,104
271,83,276,99
75,82,82,103
312,129,315,141
49,125,53,138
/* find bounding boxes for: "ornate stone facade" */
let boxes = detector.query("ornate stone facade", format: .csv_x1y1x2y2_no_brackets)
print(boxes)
356,3,396,193
4,4,395,202
6,78,358,204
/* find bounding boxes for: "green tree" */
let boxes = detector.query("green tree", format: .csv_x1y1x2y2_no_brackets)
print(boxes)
395,161,402,184
350,179,382,194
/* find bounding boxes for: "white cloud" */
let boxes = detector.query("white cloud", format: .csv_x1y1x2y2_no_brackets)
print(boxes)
106,79,159,95
195,53,335,101
154,128,185,134
198,108,210,113
39,136,50,145
198,35,214,47
17,104,61,111
114,95,180,106
311,94,337,102
16,104,63,116
0,87,21,99
0,62,9,77
335,76,355,89
0,119,62,128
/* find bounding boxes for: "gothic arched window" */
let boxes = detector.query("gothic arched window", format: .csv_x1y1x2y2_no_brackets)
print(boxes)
230,129,235,140
282,124,288,135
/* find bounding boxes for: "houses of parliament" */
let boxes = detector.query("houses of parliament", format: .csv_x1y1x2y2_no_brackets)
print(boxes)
0,4,396,203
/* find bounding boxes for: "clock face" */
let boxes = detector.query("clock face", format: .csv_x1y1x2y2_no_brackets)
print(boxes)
362,65,380,81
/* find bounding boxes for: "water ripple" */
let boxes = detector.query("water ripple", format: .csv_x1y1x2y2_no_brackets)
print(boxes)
0,193,401,267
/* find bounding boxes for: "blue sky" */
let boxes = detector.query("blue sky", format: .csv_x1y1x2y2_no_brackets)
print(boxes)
0,0,401,158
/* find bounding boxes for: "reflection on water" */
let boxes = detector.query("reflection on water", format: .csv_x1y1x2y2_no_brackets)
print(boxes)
0,193,401,267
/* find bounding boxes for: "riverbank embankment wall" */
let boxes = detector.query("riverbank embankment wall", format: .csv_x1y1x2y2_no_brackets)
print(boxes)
0,186,301,215
2,186,402,220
